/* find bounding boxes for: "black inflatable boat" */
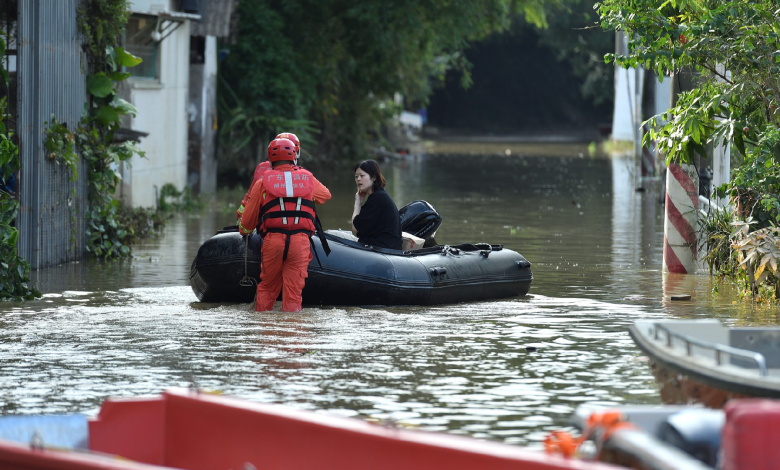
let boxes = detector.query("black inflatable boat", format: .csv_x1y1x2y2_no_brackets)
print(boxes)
190,201,533,306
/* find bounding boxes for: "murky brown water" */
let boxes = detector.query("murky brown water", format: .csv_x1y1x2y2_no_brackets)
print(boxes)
2,143,779,447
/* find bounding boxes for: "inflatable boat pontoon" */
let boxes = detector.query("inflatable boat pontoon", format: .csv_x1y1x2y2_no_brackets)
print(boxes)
190,201,532,306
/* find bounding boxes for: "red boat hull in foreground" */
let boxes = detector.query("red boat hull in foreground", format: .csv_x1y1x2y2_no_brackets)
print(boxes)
0,388,616,470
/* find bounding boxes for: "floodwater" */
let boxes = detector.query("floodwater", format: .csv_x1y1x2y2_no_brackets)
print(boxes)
2,142,779,447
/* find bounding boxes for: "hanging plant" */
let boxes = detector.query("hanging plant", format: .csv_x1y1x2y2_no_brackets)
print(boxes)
78,47,144,259
44,116,79,247
75,0,146,259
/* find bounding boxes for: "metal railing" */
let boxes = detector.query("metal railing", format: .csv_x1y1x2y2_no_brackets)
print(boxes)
653,323,768,377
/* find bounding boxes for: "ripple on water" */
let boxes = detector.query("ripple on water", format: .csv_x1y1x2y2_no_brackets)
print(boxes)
6,154,778,447
0,287,661,446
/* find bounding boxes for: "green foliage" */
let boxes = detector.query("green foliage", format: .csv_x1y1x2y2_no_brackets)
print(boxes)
700,209,780,302
0,229,41,301
0,39,40,300
699,129,780,301
699,206,737,276
77,116,143,259
44,117,78,179
43,56,144,260
44,116,80,247
158,183,204,213
600,0,780,302
219,0,556,170
597,0,780,165
0,34,7,87
730,218,780,301
77,0,131,73
1,1,141,299
714,126,780,228
218,79,318,170
76,1,146,260
84,198,131,259
116,204,167,243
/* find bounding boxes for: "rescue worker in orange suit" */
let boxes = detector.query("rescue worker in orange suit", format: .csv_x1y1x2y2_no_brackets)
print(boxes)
236,132,301,220
238,138,331,312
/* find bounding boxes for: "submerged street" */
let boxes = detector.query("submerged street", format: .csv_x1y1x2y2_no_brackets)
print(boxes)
1,143,775,447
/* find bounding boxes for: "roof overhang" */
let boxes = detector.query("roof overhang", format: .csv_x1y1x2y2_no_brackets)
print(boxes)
129,10,201,21
128,11,201,44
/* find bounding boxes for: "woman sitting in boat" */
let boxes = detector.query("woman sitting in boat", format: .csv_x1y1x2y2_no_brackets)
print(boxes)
352,160,402,250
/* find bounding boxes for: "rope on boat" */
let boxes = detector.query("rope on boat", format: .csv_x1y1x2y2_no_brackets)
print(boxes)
237,234,259,311
239,234,257,288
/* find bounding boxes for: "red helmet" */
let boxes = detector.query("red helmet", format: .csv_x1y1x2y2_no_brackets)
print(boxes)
267,138,297,162
275,132,300,155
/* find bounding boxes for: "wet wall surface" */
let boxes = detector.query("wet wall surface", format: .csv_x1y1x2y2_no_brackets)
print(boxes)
2,143,778,447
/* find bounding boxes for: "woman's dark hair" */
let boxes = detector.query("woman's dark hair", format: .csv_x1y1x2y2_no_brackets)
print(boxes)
354,159,386,191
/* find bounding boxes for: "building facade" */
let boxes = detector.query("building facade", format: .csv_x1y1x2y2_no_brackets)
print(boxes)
120,0,200,208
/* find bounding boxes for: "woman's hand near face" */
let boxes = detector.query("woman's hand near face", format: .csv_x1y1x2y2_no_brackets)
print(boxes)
352,191,363,233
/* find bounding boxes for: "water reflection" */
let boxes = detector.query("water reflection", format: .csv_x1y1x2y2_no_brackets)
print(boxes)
3,143,780,449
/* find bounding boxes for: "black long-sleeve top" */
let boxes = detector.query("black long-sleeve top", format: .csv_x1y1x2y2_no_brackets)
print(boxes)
353,188,402,250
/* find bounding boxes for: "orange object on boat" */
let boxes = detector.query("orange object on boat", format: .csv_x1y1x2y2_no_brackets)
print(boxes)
544,409,637,461
544,431,580,457
0,388,621,470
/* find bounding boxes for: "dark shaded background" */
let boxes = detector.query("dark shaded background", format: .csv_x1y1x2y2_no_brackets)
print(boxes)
427,13,614,137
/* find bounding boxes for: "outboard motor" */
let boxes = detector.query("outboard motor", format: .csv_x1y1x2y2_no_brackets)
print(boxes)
657,408,724,467
399,200,442,241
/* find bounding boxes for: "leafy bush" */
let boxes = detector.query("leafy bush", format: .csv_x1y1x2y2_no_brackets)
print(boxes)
598,0,780,303
598,0,780,165
696,129,780,302
116,204,168,244
730,218,780,301
158,183,204,213
76,0,146,260
699,206,737,276
0,35,40,300
717,126,780,228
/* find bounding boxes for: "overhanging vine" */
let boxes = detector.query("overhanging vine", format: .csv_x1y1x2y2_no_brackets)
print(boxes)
43,116,79,247
76,0,145,259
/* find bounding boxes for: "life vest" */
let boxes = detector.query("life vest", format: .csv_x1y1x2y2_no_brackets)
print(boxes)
257,167,317,236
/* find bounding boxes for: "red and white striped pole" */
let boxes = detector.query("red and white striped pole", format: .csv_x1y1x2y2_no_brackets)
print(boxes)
664,163,699,273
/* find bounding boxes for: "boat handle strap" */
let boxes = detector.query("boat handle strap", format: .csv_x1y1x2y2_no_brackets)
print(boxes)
239,234,257,287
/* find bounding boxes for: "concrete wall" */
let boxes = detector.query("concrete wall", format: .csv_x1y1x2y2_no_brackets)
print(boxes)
123,20,191,208
187,35,218,195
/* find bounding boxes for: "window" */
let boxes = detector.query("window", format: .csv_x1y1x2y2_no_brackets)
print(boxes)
125,15,159,79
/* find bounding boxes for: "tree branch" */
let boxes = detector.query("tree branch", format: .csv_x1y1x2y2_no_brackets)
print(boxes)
701,63,733,85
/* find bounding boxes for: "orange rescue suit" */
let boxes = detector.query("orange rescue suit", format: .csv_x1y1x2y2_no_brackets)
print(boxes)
236,161,272,220
239,164,331,312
